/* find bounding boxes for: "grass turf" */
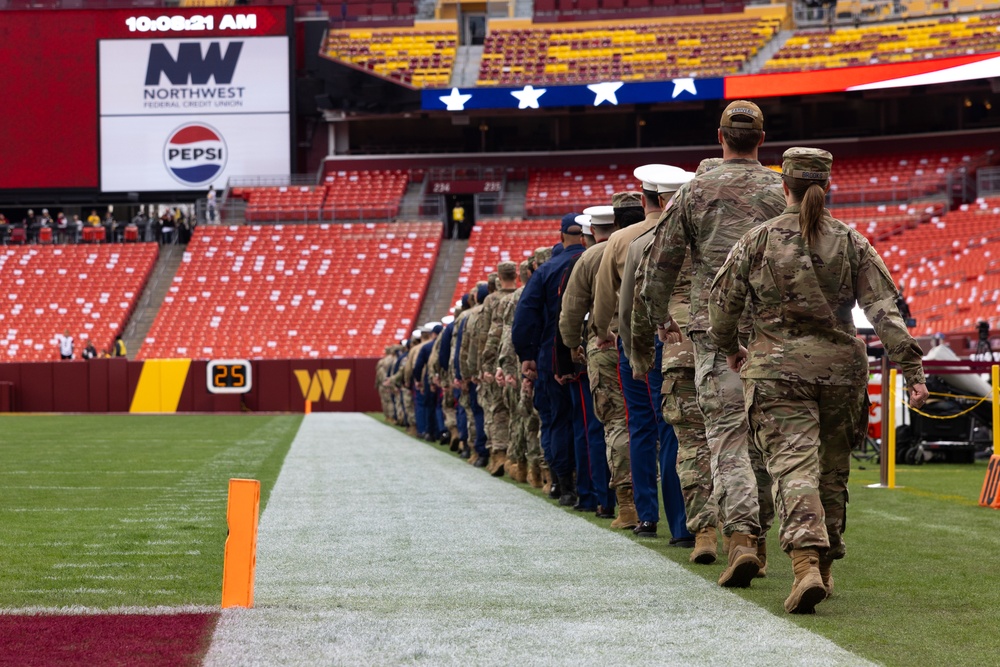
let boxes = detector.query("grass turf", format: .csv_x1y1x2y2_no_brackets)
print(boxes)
0,414,300,610
372,414,1000,667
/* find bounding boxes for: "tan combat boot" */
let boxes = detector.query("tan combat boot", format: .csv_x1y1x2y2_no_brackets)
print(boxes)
407,425,417,437
468,448,479,466
717,532,761,588
610,486,639,530
490,450,508,477
527,462,544,488
756,538,767,578
721,532,731,556
819,555,834,597
541,468,552,494
503,458,517,479
689,526,717,564
514,461,529,483
785,548,827,614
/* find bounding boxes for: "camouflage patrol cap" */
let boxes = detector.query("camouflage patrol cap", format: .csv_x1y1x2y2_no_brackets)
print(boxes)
611,191,643,210
720,100,763,130
497,261,517,280
533,246,552,265
696,157,724,176
782,147,832,181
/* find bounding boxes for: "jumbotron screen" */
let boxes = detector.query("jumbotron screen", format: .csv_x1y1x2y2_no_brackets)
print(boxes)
0,6,290,193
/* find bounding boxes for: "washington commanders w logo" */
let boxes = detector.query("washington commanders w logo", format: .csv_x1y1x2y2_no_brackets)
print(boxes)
294,369,351,402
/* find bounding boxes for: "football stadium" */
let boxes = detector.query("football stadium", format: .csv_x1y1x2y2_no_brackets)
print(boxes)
1,0,1000,664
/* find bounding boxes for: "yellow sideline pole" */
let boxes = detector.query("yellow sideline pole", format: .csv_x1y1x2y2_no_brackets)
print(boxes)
222,478,260,608
887,369,898,489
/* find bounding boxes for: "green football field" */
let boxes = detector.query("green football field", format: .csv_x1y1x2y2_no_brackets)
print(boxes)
2,413,999,667
0,414,300,609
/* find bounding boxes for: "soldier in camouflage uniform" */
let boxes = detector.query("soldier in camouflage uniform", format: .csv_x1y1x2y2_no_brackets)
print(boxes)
629,164,721,564
559,203,635,524
388,329,424,436
495,260,535,484
639,101,786,588
709,146,929,613
451,291,481,459
480,262,519,477
465,272,500,469
500,249,551,488
459,281,493,466
375,345,396,422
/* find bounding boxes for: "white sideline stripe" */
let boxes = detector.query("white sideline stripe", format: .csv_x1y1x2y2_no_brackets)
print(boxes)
204,414,874,667
0,604,218,616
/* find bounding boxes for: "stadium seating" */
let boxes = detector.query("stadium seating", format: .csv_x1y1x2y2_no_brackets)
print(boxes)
525,165,647,216
138,223,439,360
324,26,457,87
828,150,992,204
228,170,410,223
832,200,947,242
322,170,409,221
0,244,158,362
878,197,1000,335
451,220,561,306
533,0,749,22
764,14,1000,73
477,14,782,86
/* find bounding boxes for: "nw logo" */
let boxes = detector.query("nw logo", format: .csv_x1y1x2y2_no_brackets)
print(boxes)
294,369,351,403
145,42,244,86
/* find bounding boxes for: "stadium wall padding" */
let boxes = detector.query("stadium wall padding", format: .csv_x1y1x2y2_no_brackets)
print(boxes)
0,359,379,414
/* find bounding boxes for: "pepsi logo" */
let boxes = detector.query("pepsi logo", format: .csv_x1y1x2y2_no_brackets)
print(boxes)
163,123,228,186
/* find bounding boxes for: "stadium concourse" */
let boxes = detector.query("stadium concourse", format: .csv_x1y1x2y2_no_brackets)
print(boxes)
203,413,874,667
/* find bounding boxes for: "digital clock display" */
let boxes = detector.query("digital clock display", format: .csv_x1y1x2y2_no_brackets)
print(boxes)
125,13,258,33
207,359,253,394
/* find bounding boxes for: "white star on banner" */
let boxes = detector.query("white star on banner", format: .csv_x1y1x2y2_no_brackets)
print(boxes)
671,78,697,99
587,81,624,106
439,88,473,111
511,85,547,109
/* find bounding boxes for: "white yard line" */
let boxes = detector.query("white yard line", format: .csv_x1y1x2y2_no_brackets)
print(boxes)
204,414,874,667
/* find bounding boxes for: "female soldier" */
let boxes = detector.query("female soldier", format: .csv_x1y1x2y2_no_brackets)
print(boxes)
708,147,928,614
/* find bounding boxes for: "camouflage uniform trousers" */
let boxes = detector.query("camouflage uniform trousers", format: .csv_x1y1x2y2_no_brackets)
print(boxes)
514,384,544,469
586,339,631,490
479,381,496,451
458,388,477,446
505,384,527,464
442,385,458,432
660,370,718,534
402,387,416,427
485,380,511,452
745,378,865,557
691,331,763,537
378,385,392,420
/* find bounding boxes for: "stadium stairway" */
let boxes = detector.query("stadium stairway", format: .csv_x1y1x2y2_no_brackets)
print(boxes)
451,45,485,87
120,245,186,360
416,238,469,325
398,180,429,219
744,28,795,74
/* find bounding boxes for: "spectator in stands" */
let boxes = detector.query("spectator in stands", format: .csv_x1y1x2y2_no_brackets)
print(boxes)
112,335,127,358
0,213,8,244
177,208,193,245
161,210,175,245
87,209,101,227
72,215,84,243
55,212,71,244
450,201,465,240
81,340,97,360
132,210,149,242
104,210,119,243
23,209,38,243
207,185,217,223
55,330,74,360
896,285,913,325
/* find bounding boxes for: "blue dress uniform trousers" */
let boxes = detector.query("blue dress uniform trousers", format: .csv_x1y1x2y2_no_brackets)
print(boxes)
469,383,488,459
571,377,614,510
415,388,427,436
535,371,575,479
618,338,660,523
455,388,468,441
648,339,693,541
